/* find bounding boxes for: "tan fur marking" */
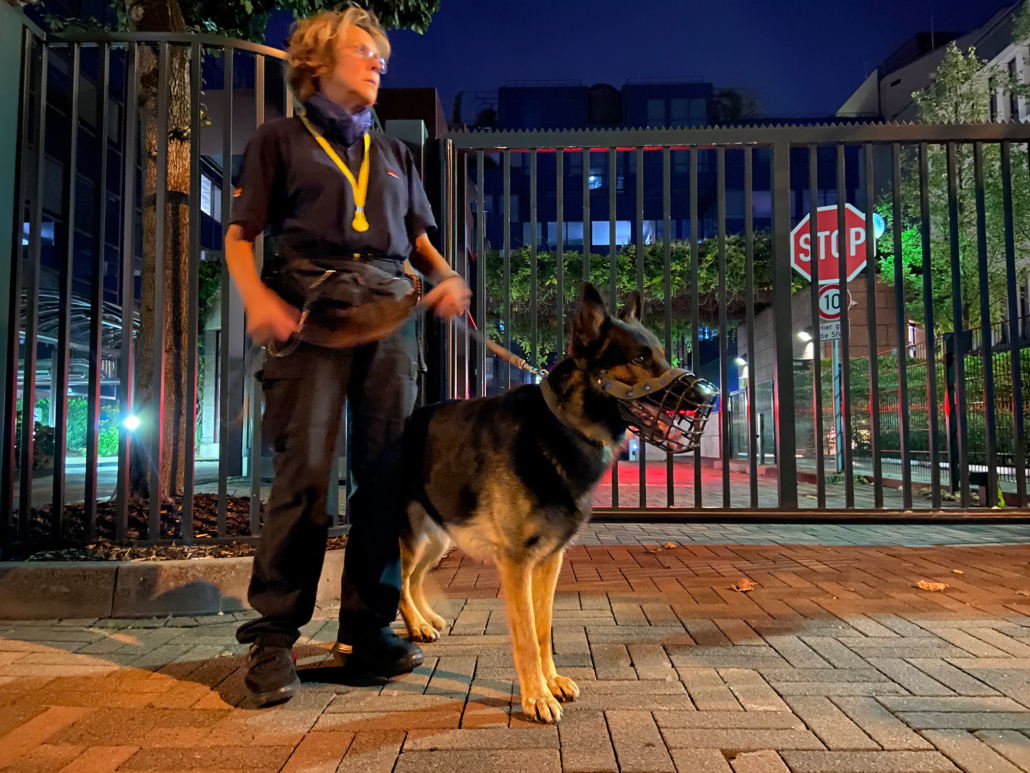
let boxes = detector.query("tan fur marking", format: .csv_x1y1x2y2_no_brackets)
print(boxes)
532,550,581,703
496,554,563,724
399,538,438,642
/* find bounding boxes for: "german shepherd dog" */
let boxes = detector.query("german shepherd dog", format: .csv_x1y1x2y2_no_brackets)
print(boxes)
396,282,687,723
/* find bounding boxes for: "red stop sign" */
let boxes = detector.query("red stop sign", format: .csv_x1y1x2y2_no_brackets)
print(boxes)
790,204,872,284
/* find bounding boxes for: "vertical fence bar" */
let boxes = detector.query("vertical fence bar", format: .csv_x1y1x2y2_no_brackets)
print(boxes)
444,140,456,403
665,147,675,506
836,144,854,508
250,53,265,535
116,43,138,541
53,42,81,536
689,146,700,507
808,146,825,508
1001,142,1026,507
946,143,968,506
149,42,170,541
19,41,48,538
717,148,730,507
922,144,942,508
502,149,510,391
973,143,998,507
636,147,646,508
556,148,564,364
772,142,798,509
85,43,110,542
608,148,617,309
530,149,537,371
892,143,912,509
2,31,33,546
218,46,234,536
745,148,758,508
463,154,471,401
583,148,590,283
183,40,201,544
609,147,618,508
476,150,485,397
864,144,883,507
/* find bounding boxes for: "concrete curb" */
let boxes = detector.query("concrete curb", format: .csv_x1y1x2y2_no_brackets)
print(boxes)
0,549,346,620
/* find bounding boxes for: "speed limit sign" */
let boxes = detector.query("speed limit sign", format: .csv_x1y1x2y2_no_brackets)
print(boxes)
818,284,854,320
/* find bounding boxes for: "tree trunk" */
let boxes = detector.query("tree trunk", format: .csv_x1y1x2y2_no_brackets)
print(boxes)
127,0,191,506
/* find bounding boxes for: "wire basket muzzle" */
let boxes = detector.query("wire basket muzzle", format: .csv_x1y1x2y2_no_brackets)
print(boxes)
615,371,717,454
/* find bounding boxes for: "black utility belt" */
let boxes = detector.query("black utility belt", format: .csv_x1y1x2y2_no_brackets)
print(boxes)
266,254,419,354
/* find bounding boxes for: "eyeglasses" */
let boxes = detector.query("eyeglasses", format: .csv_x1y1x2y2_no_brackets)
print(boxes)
347,44,387,75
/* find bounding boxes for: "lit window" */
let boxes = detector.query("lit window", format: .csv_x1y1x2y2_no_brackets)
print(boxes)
201,175,221,222
590,220,632,246
646,99,666,128
200,176,212,216
670,99,690,127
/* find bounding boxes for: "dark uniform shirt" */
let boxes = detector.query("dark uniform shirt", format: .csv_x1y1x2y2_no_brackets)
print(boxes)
230,97,436,265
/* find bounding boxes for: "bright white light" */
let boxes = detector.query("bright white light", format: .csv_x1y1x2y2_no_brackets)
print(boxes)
735,357,746,366
124,415,140,431
797,330,813,342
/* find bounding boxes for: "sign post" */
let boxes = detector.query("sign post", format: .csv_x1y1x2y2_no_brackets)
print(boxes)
791,206,872,476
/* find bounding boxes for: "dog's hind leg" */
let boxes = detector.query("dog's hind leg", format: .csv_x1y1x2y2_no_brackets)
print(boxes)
497,554,562,724
410,529,450,632
400,535,439,643
532,549,580,703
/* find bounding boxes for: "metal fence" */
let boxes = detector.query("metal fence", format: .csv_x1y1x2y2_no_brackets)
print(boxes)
1,28,378,557
5,29,1030,560
443,122,1030,520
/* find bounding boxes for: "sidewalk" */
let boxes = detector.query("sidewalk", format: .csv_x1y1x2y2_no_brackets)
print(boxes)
1,524,1028,773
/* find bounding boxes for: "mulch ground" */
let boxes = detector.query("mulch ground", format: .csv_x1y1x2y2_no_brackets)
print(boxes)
14,494,346,562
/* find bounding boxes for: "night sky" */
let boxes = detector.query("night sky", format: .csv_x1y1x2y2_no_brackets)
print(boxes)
265,0,1014,121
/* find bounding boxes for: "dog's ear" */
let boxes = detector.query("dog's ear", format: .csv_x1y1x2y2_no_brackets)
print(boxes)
573,282,607,347
617,290,643,324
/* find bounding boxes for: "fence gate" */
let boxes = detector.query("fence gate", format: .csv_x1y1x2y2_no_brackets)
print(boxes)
441,122,1030,521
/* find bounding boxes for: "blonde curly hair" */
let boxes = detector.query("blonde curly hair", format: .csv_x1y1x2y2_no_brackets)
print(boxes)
286,6,391,102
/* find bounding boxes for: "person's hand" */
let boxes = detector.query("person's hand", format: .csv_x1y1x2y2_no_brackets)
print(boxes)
422,276,471,321
246,287,301,346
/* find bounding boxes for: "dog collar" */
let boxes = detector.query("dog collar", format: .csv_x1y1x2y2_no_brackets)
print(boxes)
540,379,609,447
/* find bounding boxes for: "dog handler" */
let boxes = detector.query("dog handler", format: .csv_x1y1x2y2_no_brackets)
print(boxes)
225,7,470,707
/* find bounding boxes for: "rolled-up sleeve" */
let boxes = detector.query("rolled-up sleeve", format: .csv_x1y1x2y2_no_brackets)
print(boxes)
404,145,437,241
230,123,281,240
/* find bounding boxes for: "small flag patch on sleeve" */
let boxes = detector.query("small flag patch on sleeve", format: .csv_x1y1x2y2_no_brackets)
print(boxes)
386,169,400,179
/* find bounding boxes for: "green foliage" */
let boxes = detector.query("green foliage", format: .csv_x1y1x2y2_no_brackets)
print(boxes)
15,398,121,465
479,233,793,364
877,40,1030,333
198,260,222,325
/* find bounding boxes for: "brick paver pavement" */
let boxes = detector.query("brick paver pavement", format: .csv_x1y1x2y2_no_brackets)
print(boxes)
1,525,1028,772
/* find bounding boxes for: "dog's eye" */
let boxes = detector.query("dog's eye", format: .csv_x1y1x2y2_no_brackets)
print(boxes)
633,354,648,365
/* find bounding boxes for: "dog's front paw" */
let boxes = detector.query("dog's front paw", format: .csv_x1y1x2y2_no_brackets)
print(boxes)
522,692,563,724
407,622,440,643
548,675,580,702
426,612,447,630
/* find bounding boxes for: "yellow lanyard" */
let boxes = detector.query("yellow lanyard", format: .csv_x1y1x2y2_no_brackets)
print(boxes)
299,113,371,233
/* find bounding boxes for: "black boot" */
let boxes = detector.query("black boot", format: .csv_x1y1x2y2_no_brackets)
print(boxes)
244,644,301,707
338,626,423,677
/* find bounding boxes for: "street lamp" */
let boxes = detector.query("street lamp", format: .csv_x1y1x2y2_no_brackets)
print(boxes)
797,330,813,342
